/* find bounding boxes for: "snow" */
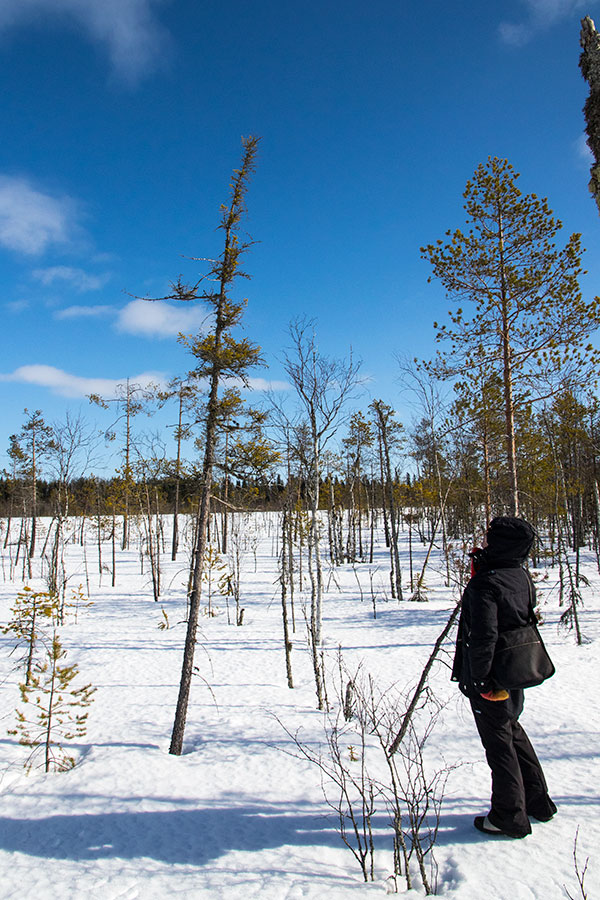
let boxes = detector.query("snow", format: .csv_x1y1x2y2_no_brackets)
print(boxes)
0,513,598,898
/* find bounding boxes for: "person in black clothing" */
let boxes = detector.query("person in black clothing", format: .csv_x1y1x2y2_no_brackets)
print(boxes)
452,516,557,838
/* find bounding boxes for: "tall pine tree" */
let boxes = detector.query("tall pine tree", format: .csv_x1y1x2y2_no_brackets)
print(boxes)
580,16,600,213
421,157,600,515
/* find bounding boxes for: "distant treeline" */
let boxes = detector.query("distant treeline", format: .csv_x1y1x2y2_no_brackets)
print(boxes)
0,473,417,519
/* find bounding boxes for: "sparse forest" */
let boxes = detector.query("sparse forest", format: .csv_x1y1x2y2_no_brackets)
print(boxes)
1,142,598,897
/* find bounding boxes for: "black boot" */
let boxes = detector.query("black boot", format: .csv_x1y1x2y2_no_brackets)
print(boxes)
527,798,557,822
474,815,529,839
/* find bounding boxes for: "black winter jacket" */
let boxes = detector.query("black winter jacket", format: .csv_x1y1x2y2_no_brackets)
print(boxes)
451,560,534,697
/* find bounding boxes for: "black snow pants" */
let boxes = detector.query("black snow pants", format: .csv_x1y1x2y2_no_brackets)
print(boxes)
470,690,555,837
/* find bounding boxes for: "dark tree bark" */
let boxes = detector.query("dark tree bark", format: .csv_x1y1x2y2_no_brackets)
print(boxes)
169,136,262,755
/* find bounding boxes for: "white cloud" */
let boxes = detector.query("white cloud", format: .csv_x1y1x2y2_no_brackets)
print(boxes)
245,377,290,392
117,298,208,338
0,176,77,256
53,298,210,335
0,364,165,398
0,0,171,84
33,266,111,292
54,304,114,320
0,364,288,401
6,299,30,313
576,132,593,161
499,0,589,44
498,22,531,47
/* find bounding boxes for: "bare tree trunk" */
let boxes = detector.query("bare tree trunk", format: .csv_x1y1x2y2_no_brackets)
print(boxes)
482,423,492,525
593,480,600,573
498,202,519,515
372,402,403,600
122,380,132,550
306,511,324,709
170,455,213,754
280,510,294,688
94,482,102,582
308,420,324,645
29,433,37,559
171,387,184,561
111,512,116,588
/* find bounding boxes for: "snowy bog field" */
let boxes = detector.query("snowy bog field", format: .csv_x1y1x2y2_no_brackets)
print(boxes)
0,513,598,899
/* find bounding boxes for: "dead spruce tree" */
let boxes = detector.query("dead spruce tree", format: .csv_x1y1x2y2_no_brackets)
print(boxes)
166,136,263,756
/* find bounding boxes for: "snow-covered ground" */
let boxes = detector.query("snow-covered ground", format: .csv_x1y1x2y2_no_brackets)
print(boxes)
0,513,598,898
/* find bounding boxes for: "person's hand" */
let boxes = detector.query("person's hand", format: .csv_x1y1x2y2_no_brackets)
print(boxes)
480,688,509,701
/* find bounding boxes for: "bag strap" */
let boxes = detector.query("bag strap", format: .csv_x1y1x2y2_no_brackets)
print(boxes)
524,569,538,625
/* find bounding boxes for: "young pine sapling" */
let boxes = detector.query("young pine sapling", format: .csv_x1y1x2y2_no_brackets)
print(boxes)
9,631,95,773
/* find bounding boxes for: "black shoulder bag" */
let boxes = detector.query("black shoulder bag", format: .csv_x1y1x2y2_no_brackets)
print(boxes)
491,572,555,690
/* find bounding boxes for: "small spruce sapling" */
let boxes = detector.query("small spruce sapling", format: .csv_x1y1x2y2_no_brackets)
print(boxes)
68,584,94,625
201,545,229,617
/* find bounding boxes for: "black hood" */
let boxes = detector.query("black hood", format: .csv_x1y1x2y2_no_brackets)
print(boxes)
485,516,536,564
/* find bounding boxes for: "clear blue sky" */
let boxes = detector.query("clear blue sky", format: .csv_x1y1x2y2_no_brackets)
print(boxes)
1,0,600,473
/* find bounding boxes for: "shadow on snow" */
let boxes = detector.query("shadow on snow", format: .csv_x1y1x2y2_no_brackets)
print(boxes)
0,804,345,866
